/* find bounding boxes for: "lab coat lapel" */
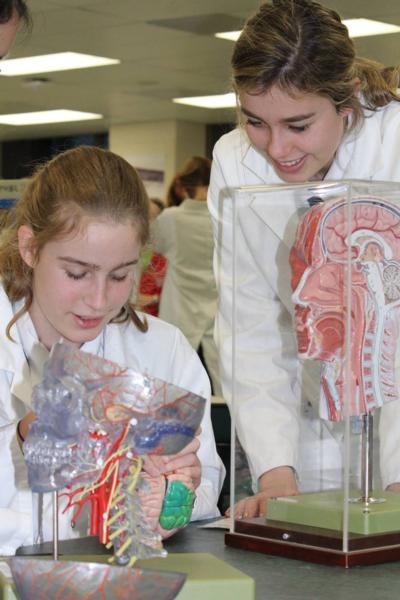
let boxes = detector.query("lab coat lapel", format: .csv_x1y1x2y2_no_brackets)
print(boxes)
0,287,33,407
241,136,283,185
10,359,33,408
241,142,306,249
0,335,32,413
238,143,303,313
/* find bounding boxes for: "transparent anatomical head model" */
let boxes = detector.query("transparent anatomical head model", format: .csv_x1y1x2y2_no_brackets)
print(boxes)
290,196,400,421
23,343,205,566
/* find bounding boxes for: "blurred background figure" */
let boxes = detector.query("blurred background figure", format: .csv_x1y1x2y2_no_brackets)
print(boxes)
137,198,167,316
166,172,186,207
152,156,221,396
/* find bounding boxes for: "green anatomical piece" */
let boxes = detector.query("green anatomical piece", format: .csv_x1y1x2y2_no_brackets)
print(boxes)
159,480,195,530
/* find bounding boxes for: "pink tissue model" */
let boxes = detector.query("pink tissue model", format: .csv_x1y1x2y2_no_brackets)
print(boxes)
289,196,400,421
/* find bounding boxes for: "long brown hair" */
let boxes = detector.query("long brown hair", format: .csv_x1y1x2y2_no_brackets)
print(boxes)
0,145,150,338
232,0,400,133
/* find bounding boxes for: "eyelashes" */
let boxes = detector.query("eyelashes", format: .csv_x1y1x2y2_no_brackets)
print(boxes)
65,271,128,282
245,118,263,128
288,124,310,133
245,118,311,133
65,271,85,280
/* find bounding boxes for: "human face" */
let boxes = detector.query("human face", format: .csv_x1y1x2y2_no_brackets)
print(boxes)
0,10,20,59
240,85,350,183
18,219,141,350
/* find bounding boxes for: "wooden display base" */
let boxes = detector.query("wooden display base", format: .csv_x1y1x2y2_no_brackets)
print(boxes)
225,518,400,567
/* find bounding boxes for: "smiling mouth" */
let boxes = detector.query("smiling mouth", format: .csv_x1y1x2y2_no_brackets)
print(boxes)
276,157,304,168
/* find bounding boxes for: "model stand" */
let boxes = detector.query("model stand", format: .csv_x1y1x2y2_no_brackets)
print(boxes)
226,180,400,567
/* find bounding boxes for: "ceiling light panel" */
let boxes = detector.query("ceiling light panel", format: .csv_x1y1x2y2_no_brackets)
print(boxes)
0,52,120,77
344,18,400,38
0,110,103,126
215,19,400,41
173,93,235,108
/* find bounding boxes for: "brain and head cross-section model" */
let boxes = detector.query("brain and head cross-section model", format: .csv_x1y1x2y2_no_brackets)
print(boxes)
290,196,400,421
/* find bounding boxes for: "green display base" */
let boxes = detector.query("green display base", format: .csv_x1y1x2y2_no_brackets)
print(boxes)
137,553,255,600
0,553,255,600
267,490,400,535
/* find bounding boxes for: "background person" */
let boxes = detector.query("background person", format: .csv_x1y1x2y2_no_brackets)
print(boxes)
153,156,221,396
166,173,186,207
208,0,400,518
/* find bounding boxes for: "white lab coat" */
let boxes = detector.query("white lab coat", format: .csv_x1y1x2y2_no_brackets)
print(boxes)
152,199,221,394
208,100,400,491
0,284,224,555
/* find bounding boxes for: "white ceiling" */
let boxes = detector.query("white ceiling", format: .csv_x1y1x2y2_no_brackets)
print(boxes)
1,0,400,141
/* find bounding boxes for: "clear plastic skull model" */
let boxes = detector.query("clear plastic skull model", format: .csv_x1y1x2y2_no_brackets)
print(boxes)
290,196,400,421
23,343,205,565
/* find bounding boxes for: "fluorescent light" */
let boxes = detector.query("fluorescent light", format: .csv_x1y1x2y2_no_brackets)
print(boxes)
215,18,400,41
0,52,120,76
173,93,236,109
343,18,400,38
0,110,103,126
215,31,240,41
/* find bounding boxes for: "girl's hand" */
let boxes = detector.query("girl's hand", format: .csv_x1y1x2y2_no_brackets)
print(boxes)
136,434,203,539
161,437,201,489
141,454,165,478
142,435,202,489
225,466,299,519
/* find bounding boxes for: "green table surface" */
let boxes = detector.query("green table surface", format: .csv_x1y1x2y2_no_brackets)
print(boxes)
8,520,400,600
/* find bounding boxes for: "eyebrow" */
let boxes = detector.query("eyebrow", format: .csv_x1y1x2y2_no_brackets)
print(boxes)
241,107,315,124
58,257,139,270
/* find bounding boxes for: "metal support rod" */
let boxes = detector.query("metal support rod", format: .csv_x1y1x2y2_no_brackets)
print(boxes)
360,413,373,502
52,491,59,560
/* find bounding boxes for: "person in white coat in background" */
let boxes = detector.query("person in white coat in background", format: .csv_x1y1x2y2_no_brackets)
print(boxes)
153,156,222,396
0,146,224,555
208,0,400,518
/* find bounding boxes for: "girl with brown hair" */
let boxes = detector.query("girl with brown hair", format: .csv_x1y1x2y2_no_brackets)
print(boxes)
0,146,223,553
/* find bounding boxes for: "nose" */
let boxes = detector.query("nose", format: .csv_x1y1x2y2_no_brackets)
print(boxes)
266,128,292,159
84,278,108,311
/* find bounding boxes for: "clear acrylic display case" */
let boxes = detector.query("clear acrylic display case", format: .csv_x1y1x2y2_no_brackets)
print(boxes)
225,180,400,566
